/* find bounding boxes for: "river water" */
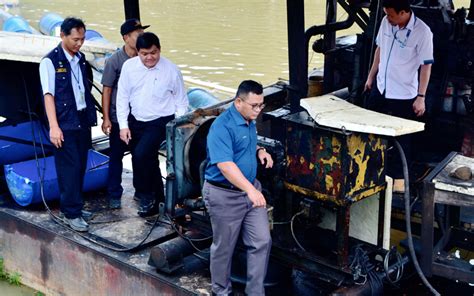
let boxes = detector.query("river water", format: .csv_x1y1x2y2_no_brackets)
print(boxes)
1,0,472,295
9,0,471,89
10,0,359,90
0,281,37,296
7,1,472,89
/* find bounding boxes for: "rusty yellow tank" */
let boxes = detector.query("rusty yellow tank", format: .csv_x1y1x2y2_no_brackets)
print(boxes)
282,111,387,206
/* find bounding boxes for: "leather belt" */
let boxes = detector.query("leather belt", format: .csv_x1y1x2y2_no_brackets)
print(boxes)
206,180,243,192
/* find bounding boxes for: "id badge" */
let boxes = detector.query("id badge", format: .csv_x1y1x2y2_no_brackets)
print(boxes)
80,91,85,106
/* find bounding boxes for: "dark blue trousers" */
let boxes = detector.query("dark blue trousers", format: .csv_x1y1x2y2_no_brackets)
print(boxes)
107,121,131,200
129,115,174,202
53,120,91,219
366,86,416,179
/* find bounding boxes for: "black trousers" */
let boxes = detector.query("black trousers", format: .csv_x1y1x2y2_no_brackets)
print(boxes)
129,115,174,203
107,121,131,200
54,116,91,219
366,86,416,179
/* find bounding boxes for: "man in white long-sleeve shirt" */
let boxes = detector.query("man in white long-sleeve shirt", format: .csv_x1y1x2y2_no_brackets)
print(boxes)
116,32,188,216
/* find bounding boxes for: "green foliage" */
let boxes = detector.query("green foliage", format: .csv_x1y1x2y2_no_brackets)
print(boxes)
7,271,21,286
0,258,22,286
0,258,7,279
35,291,45,296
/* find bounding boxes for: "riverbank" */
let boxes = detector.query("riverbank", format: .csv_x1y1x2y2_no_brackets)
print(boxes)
0,258,42,296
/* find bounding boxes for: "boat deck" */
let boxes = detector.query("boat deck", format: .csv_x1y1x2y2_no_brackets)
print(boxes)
0,171,212,296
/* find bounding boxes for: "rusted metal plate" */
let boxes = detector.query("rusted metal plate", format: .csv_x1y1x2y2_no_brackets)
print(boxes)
284,112,386,206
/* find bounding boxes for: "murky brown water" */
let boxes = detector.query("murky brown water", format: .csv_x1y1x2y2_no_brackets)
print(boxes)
7,0,472,89
0,281,37,296
9,0,471,89
9,0,358,89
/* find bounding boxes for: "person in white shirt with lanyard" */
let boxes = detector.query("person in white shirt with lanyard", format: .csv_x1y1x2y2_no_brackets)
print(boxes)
364,0,433,193
116,32,189,217
39,17,97,232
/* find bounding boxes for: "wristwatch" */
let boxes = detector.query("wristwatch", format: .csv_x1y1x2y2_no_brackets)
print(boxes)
417,94,425,98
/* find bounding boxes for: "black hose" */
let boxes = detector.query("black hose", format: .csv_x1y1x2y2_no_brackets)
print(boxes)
393,139,440,296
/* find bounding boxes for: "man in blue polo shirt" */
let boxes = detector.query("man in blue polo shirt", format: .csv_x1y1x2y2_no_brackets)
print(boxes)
203,80,273,296
364,0,433,192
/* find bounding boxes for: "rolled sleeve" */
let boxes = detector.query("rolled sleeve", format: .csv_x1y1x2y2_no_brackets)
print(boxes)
207,124,233,165
39,58,55,96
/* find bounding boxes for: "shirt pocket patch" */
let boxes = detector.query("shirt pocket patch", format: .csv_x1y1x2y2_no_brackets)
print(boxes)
393,45,416,65
153,78,173,98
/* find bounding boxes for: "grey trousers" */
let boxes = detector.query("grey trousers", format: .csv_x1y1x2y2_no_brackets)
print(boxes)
202,180,272,296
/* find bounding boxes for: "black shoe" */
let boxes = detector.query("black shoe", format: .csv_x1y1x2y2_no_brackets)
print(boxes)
137,200,159,217
109,198,121,209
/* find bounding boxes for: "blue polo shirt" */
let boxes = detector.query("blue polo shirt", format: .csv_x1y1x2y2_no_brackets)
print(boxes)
205,103,258,185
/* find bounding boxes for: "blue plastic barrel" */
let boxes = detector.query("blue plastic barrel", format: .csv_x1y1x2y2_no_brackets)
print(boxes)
85,29,108,43
187,88,220,111
2,16,33,34
4,150,109,206
0,121,53,165
39,13,63,36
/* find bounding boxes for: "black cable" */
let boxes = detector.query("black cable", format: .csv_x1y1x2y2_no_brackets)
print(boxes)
165,214,212,254
349,245,384,295
393,139,440,296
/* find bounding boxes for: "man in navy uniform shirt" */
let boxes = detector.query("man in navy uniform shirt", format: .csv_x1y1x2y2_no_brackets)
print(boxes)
39,17,97,232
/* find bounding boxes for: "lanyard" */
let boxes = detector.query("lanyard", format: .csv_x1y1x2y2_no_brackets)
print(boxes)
392,27,411,48
391,15,416,48
70,59,82,92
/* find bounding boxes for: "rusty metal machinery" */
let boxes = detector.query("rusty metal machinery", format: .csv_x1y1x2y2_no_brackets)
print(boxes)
259,106,389,273
163,96,393,290
282,111,386,206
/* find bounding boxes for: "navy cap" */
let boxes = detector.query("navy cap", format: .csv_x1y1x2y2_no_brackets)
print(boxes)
120,19,150,36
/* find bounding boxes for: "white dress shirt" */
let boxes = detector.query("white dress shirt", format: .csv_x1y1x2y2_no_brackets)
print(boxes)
39,47,87,110
116,56,189,129
375,12,433,99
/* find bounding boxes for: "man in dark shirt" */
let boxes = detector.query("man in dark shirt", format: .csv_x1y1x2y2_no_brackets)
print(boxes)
101,19,149,209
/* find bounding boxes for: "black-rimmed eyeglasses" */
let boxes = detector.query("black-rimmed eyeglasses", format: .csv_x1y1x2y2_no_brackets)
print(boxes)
240,98,265,111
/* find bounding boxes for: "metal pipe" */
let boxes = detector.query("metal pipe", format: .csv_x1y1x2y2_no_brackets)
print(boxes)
148,231,211,273
323,0,337,94
286,0,307,112
337,0,368,30
468,0,474,21
123,0,140,21
303,16,355,94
